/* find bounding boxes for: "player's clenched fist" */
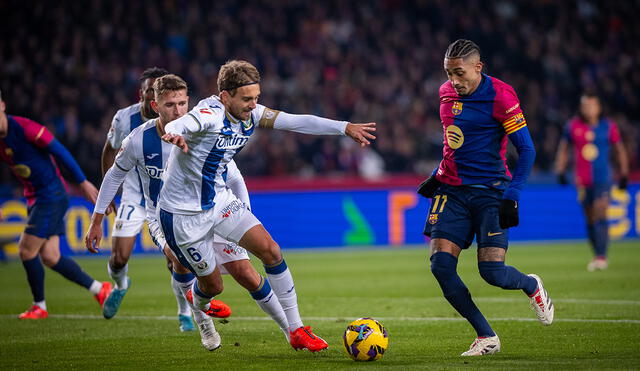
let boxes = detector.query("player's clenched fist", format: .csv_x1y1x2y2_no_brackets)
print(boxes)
162,133,189,153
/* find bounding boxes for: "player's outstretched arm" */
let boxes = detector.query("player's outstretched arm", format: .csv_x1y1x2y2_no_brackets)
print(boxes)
345,123,377,147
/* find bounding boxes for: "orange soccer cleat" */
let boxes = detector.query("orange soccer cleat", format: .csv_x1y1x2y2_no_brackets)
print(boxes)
94,281,113,308
18,305,48,320
290,326,328,352
185,289,232,318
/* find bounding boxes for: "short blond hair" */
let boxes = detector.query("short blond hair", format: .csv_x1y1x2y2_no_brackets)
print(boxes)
153,74,187,99
217,60,260,96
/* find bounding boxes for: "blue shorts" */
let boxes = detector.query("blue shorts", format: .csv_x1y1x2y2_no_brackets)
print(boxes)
578,183,609,207
423,184,508,249
25,198,69,239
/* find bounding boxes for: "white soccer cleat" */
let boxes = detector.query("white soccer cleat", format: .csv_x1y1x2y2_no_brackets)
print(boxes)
461,335,501,356
197,316,221,351
528,274,554,325
587,258,608,272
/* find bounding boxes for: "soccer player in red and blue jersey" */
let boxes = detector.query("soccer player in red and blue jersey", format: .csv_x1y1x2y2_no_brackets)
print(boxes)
555,92,629,271
417,40,554,356
0,90,112,319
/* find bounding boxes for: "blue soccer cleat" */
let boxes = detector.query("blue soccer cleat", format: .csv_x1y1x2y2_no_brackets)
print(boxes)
103,278,131,319
179,314,195,332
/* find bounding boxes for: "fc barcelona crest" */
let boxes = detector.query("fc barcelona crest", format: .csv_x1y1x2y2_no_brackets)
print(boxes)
428,213,439,225
452,101,463,115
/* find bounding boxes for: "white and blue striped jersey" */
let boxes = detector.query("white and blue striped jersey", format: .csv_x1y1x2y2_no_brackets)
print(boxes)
158,95,348,215
107,102,148,206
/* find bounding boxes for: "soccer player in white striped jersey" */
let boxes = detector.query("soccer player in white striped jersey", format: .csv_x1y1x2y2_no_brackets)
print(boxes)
158,60,376,352
101,68,198,330
85,74,291,351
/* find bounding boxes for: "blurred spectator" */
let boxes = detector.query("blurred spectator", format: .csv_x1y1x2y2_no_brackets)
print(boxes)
1,0,638,192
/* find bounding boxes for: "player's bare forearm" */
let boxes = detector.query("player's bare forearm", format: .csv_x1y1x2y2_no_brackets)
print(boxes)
161,133,189,153
345,122,377,147
102,141,117,177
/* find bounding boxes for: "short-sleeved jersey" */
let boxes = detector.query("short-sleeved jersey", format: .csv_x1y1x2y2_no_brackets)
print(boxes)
435,74,527,190
107,102,147,206
564,117,620,187
0,115,67,206
158,96,267,214
120,116,243,220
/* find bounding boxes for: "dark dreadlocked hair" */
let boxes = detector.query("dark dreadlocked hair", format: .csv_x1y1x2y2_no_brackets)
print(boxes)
445,39,481,60
139,67,169,82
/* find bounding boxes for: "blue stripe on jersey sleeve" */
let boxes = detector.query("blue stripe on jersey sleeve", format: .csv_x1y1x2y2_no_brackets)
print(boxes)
143,126,164,207
130,111,144,132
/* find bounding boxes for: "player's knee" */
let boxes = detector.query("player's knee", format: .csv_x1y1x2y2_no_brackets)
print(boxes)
110,255,128,270
478,262,507,287
40,254,59,267
430,251,457,281
256,240,282,265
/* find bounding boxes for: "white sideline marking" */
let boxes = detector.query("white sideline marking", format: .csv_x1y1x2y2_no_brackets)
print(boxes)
348,297,640,306
3,314,639,324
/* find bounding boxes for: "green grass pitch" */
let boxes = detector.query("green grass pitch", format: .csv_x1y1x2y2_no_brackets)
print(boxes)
1,241,639,370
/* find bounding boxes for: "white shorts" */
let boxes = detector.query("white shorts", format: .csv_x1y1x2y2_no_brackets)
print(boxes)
158,197,260,276
111,202,146,238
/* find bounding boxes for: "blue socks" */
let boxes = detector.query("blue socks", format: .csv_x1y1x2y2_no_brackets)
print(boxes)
22,256,45,302
478,261,538,296
430,252,495,337
51,256,94,289
592,220,609,258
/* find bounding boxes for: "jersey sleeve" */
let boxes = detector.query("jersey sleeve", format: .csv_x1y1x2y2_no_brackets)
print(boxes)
107,110,128,149
493,84,527,135
113,133,138,172
166,106,220,134
255,104,347,135
608,120,621,144
20,118,55,148
562,123,573,143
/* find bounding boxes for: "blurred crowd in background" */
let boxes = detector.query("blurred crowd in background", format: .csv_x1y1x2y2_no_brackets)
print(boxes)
1,0,638,193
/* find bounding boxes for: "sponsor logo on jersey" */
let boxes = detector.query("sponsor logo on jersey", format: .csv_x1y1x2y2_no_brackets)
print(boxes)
5,148,13,157
220,200,245,218
199,108,213,115
12,164,31,178
146,153,159,160
214,135,250,150
145,165,164,179
581,143,599,161
428,213,439,225
223,243,247,255
446,125,464,149
452,101,463,115
505,103,520,114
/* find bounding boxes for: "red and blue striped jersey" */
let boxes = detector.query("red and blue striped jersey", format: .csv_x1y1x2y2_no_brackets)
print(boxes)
0,115,68,205
435,74,528,190
564,117,620,187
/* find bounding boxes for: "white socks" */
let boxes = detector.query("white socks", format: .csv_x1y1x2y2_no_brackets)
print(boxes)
250,277,290,334
88,280,102,295
171,276,192,316
264,260,303,331
108,262,129,290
